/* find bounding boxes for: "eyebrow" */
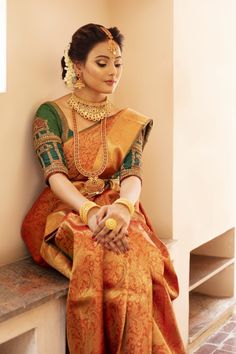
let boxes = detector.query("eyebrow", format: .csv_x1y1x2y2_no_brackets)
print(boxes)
95,55,122,59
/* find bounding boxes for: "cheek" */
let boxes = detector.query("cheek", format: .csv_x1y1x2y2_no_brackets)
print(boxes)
85,66,103,80
116,68,123,81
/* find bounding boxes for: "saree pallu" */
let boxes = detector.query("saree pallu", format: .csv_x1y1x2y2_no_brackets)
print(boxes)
22,104,186,354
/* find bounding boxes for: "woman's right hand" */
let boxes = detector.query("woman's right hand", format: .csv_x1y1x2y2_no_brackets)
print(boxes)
87,207,128,254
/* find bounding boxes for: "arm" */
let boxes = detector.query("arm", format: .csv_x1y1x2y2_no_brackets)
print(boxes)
94,130,143,230
93,146,143,253
48,173,88,213
120,175,142,204
48,173,100,231
33,104,100,229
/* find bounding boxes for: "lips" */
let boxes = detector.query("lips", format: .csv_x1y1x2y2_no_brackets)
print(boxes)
105,80,116,85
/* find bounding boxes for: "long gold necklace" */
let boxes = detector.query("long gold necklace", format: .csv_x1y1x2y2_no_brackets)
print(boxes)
68,93,112,121
72,109,108,196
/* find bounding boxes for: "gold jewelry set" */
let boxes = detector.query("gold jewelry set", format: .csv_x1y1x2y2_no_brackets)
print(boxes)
69,95,109,197
68,94,112,121
100,26,118,56
105,198,135,231
80,198,135,231
80,201,99,224
114,198,135,216
66,27,132,232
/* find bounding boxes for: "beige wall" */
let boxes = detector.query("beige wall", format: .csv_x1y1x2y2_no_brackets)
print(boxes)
0,0,109,266
173,0,236,250
172,0,236,343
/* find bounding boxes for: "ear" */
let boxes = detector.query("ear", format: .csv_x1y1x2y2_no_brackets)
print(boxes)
73,62,83,76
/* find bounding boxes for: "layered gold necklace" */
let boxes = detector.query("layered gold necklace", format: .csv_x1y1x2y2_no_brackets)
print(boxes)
69,94,111,196
68,93,112,121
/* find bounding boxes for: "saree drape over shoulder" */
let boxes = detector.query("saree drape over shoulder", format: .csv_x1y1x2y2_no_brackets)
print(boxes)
22,99,186,354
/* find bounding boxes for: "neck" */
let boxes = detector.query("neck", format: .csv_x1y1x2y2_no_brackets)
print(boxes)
73,88,107,103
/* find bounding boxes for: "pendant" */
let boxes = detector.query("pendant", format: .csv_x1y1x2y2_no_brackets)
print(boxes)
84,177,105,195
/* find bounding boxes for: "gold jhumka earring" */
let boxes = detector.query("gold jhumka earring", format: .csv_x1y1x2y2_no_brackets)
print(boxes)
74,74,85,90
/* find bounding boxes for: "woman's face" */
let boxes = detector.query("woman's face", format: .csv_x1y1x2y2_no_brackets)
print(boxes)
75,41,123,96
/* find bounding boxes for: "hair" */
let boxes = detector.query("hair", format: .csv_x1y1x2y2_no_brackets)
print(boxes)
61,23,124,80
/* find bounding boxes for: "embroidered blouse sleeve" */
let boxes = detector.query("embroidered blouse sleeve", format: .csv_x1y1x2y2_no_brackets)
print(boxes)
120,131,143,182
33,103,69,182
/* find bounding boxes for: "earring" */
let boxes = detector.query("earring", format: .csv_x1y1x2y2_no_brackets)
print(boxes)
74,74,85,89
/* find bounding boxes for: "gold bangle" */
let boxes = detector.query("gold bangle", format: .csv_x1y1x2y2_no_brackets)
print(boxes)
80,201,99,224
114,198,135,216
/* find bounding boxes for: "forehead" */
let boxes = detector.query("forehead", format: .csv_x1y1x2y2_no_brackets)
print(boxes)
87,41,122,59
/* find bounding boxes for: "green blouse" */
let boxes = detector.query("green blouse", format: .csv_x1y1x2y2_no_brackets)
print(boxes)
33,103,144,183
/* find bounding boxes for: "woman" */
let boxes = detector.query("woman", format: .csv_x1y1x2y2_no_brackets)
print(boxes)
22,23,185,354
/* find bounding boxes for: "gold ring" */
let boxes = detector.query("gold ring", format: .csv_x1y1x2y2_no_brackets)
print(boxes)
105,218,117,230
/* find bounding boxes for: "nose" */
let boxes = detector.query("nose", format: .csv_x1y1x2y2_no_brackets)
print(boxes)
108,62,118,77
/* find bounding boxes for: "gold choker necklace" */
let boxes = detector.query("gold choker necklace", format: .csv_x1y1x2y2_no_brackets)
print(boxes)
68,94,112,121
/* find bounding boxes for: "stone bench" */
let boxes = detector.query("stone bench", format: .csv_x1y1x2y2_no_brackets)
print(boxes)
0,257,69,354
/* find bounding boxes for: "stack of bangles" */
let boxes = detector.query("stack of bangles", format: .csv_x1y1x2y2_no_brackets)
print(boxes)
79,201,99,225
79,198,135,231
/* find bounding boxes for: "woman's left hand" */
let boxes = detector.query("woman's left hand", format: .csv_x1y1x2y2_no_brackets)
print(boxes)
92,204,131,253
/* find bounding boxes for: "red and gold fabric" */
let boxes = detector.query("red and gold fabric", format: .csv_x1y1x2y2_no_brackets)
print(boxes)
22,100,186,354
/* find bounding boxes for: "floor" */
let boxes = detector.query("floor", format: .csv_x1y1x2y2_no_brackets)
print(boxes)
193,314,236,354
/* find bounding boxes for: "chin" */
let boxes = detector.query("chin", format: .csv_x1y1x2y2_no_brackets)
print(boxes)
105,87,117,94
102,84,118,94
92,85,117,96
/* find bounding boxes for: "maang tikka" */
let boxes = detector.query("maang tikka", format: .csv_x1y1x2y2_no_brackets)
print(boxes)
100,27,119,56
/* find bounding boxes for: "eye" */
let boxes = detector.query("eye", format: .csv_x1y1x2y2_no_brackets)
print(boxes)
115,63,122,68
96,61,107,67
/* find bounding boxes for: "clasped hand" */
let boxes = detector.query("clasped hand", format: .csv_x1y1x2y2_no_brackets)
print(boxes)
87,204,131,254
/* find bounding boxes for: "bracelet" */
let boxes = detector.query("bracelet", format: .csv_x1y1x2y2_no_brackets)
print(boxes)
80,201,99,224
114,197,135,216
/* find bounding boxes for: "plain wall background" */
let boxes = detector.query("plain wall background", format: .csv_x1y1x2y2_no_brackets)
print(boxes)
173,0,236,250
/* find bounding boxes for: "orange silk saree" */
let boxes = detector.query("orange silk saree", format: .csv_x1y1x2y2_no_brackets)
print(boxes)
22,107,186,354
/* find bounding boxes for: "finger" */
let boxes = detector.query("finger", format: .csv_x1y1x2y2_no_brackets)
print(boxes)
100,227,128,251
106,240,120,254
114,239,126,253
94,220,121,243
119,235,129,251
96,206,108,225
103,241,112,251
96,228,119,245
94,227,110,243
114,228,129,250
102,226,122,244
116,230,129,252
92,220,106,237
114,227,128,242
